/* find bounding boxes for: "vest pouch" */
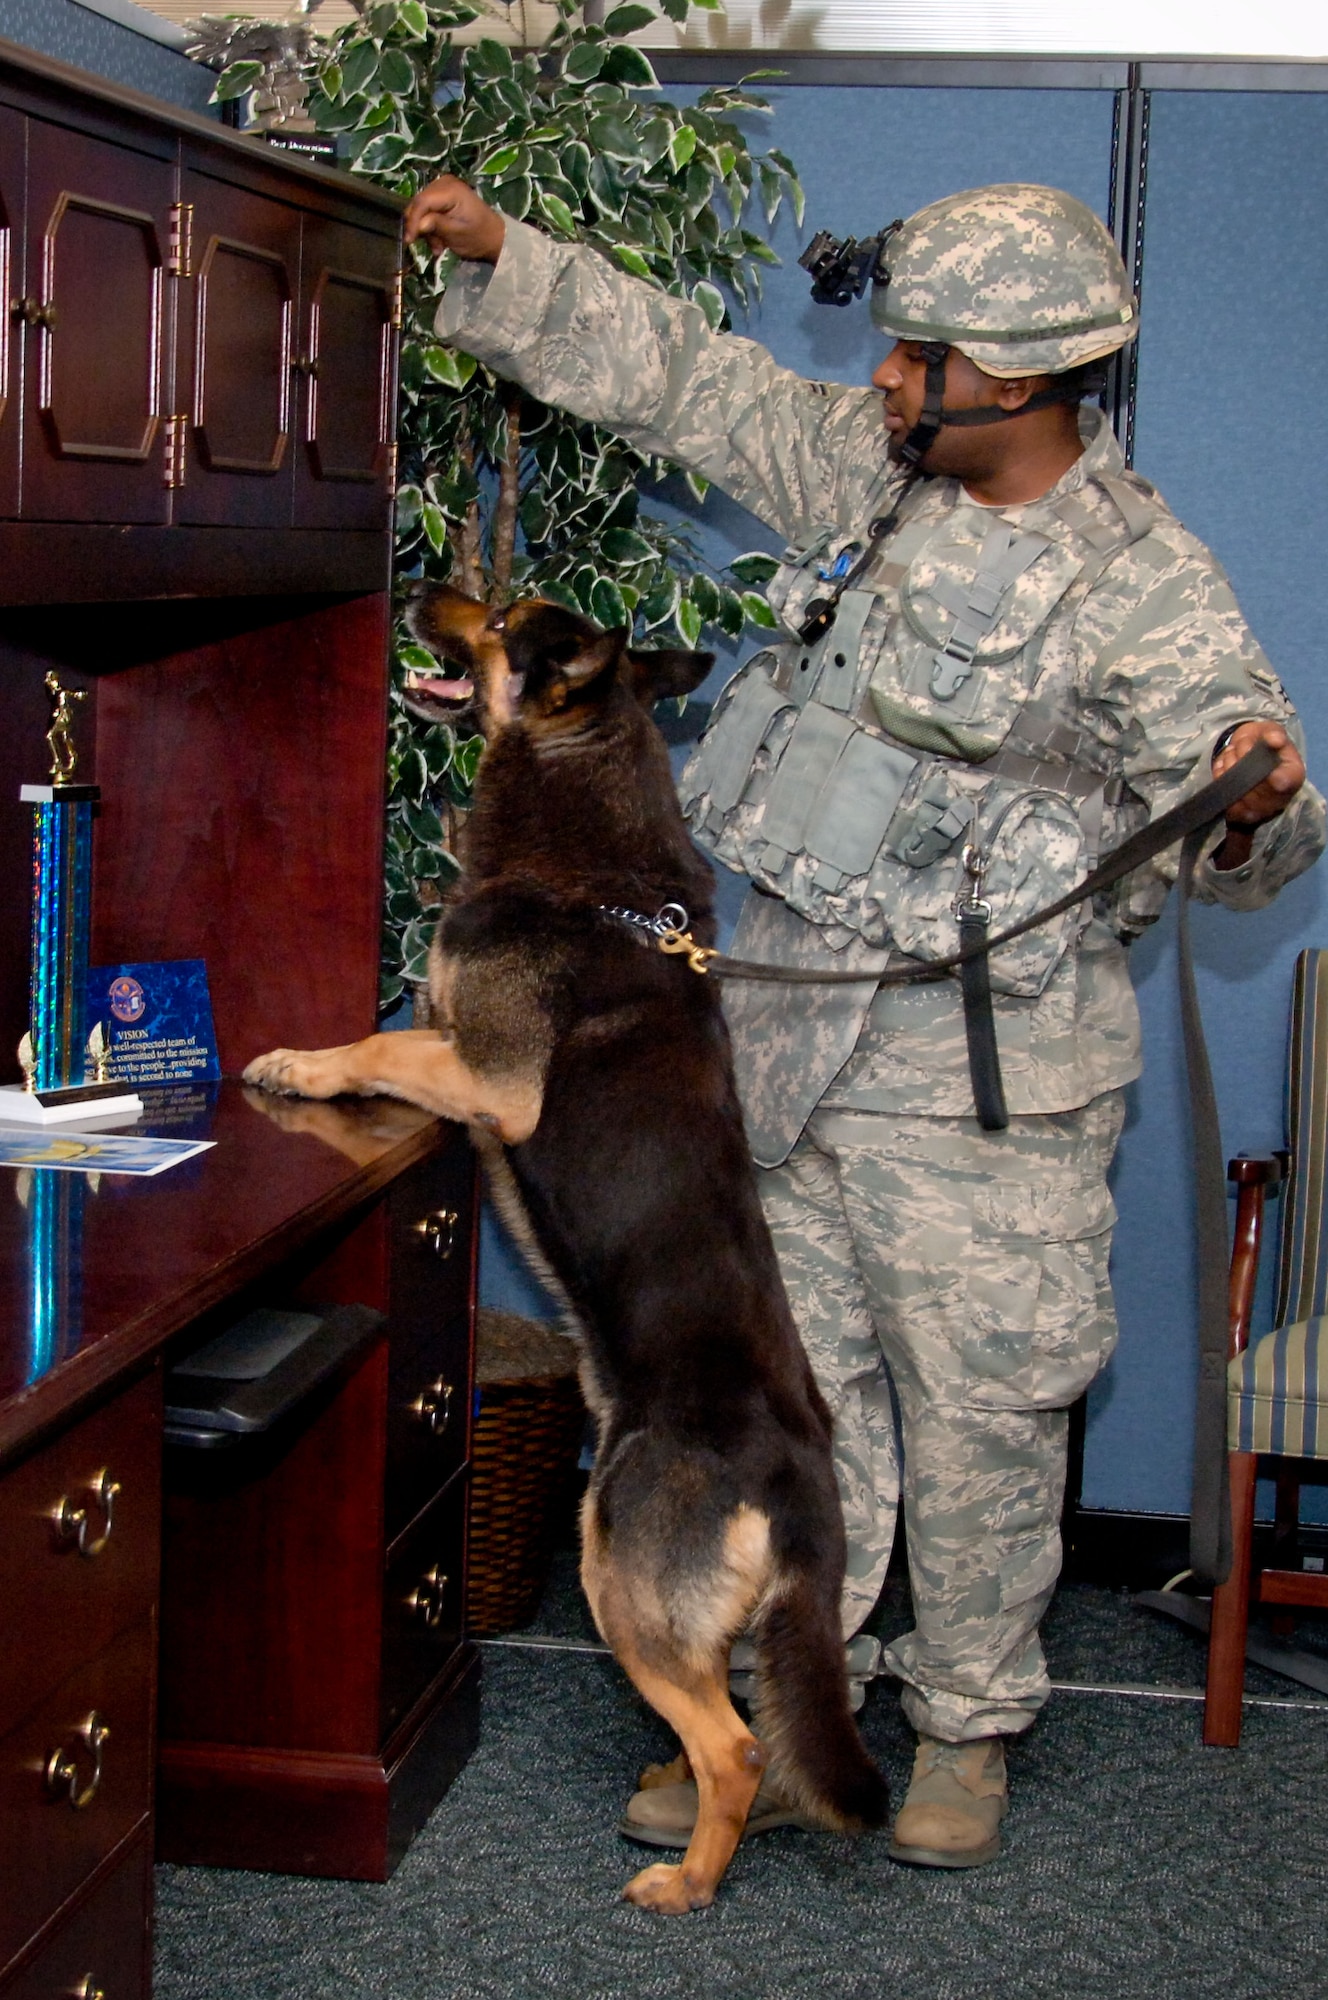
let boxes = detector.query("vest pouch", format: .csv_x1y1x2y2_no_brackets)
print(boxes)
765,530,862,642
679,653,795,854
871,770,1090,998
869,517,1084,760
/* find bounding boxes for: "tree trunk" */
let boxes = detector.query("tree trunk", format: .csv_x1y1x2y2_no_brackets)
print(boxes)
492,388,522,598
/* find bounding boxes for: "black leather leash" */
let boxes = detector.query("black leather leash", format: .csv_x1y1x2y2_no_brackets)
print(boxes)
657,739,1278,1587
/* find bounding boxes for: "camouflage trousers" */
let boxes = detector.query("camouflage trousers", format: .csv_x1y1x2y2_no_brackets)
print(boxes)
757,1090,1124,1743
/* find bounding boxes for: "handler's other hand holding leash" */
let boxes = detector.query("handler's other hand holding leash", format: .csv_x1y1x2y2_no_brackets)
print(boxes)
404,176,505,263
1212,719,1306,869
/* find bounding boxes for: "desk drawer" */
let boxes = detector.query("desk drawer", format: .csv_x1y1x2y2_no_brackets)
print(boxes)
384,1311,470,1543
0,1622,154,1971
388,1138,476,1342
380,1472,467,1740
0,1832,151,1999
0,1374,161,1729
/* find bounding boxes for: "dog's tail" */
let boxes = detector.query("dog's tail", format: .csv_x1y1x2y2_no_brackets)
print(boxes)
749,1571,889,1832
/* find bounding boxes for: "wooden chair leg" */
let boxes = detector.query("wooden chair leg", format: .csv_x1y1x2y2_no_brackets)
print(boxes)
1204,1452,1259,1746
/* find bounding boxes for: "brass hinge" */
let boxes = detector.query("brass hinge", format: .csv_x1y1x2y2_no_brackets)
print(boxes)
167,201,194,279
162,414,188,489
391,265,403,331
385,439,398,490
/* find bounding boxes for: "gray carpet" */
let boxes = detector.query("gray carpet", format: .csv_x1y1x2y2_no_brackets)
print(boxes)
154,1575,1328,2000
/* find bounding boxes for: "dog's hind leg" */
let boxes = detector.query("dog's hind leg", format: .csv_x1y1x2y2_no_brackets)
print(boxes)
583,1501,770,1914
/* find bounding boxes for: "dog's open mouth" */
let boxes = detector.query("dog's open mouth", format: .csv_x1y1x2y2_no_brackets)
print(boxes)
403,666,475,721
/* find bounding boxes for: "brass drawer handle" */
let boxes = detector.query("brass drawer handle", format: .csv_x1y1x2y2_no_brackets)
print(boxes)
293,352,321,378
406,1566,448,1628
75,1981,106,2000
12,294,56,330
412,1208,458,1261
412,1378,454,1435
55,1469,120,1557
45,1711,109,1810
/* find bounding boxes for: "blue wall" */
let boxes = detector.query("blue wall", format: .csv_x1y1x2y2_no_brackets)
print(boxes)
0,0,216,114
485,75,1328,1531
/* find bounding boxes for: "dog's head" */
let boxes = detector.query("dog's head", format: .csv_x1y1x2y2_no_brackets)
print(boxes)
403,583,713,738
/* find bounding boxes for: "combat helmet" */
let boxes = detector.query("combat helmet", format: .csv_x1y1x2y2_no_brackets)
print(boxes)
870,183,1138,378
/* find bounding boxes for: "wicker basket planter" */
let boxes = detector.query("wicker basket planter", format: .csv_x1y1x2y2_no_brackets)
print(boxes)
465,1309,586,1637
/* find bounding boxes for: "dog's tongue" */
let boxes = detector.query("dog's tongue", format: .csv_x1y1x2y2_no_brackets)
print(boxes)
405,668,474,704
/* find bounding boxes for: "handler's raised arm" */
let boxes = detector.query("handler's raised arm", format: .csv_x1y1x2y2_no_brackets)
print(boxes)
404,176,505,263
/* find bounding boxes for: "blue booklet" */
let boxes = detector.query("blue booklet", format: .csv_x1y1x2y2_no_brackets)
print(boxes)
87,961,221,1087
0,1130,215,1176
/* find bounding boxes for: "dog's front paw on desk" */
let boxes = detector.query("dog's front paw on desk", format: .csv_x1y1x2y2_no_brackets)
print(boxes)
242,1045,358,1099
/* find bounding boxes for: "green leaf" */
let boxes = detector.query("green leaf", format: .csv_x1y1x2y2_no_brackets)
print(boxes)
741,592,778,629
685,470,711,504
602,1,657,31
690,573,720,621
212,62,263,105
564,41,605,83
397,643,439,677
613,244,652,280
465,38,514,79
538,190,578,237
492,176,533,222
730,550,779,587
601,526,654,564
478,142,524,177
716,585,745,638
378,47,415,97
399,0,429,35
538,578,584,615
603,45,659,89
452,735,484,788
637,570,679,627
591,577,628,628
691,280,725,331
395,486,423,536
668,123,696,171
339,39,379,97
401,916,434,981
588,110,643,161
422,503,447,554
398,744,428,806
676,596,703,646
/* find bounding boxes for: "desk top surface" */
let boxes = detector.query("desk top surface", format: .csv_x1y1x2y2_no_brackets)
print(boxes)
0,1081,445,1464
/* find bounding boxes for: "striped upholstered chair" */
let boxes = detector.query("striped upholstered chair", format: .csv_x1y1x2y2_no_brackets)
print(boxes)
1205,946,1328,1744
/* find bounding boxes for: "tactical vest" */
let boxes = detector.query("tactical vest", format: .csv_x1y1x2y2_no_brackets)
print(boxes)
680,468,1167,998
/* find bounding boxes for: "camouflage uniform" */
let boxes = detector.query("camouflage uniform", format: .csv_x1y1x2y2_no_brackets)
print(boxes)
436,188,1325,1741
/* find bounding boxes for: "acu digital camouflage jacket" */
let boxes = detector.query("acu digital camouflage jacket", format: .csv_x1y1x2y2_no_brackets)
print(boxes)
436,219,1325,1154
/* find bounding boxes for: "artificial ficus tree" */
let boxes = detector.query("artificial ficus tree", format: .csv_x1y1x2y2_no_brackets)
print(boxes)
212,0,802,1008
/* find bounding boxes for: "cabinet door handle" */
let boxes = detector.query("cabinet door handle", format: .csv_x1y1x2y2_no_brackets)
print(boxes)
13,295,56,329
412,1378,454,1435
293,352,320,378
75,1981,106,2000
54,1470,120,1557
45,1711,110,1809
406,1567,449,1628
412,1209,458,1261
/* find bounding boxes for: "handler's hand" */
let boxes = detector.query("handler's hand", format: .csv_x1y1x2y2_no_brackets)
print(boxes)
404,176,506,262
1211,718,1306,870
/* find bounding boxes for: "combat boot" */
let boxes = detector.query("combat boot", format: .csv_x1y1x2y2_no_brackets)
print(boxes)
887,1734,1007,1868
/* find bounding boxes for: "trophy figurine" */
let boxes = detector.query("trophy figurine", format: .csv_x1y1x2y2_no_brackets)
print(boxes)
0,675,142,1127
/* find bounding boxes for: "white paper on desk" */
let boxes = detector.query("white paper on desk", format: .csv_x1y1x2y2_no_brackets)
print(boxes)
0,1130,216,1176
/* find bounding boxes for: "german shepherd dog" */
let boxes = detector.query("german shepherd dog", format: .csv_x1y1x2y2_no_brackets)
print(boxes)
244,584,888,1912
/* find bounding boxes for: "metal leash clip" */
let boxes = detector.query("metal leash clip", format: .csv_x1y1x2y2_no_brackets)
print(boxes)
657,925,717,975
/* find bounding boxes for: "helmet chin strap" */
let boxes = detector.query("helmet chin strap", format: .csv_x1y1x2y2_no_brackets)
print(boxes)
898,341,1102,467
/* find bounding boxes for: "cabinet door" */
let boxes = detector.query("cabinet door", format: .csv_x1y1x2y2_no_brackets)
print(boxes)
178,167,299,527
0,107,23,522
293,214,397,532
20,120,172,525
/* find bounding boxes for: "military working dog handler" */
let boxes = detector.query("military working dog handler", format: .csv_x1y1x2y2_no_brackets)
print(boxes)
403,176,1323,1867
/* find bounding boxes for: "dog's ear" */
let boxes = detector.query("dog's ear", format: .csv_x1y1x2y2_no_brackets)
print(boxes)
625,647,715,704
543,626,628,709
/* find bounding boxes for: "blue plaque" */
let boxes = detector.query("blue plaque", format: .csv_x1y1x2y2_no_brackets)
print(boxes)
86,960,221,1087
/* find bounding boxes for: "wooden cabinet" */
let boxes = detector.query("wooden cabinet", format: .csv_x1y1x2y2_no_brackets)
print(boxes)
0,1371,160,1995
0,34,400,600
156,1134,480,1880
0,31,478,1995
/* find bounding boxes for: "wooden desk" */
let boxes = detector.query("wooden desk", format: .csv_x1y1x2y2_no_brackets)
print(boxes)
0,1084,480,1997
